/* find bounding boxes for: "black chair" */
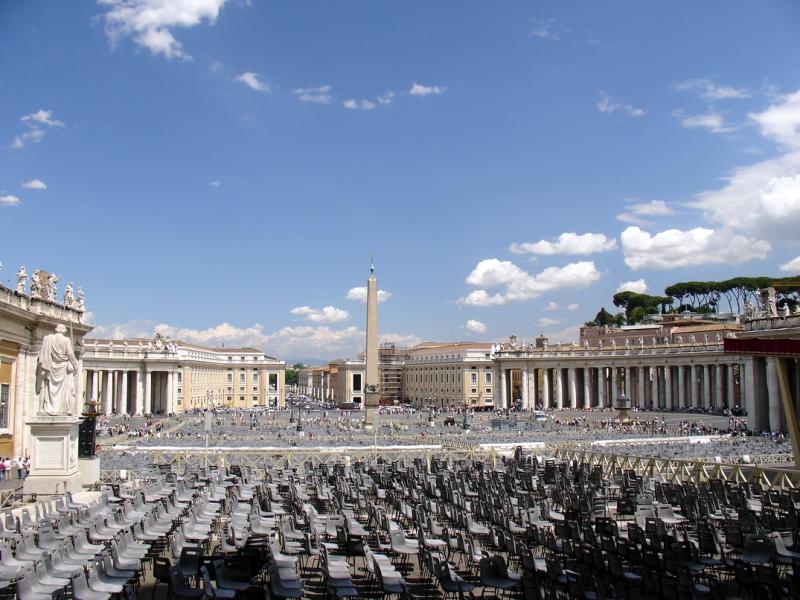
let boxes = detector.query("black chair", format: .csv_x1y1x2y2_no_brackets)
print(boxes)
151,557,172,600
169,566,203,600
178,547,203,580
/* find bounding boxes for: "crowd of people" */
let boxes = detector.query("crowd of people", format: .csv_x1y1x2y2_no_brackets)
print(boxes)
0,455,30,480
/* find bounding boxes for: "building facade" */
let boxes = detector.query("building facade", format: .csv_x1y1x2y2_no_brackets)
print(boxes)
82,335,286,414
0,275,92,458
403,342,495,409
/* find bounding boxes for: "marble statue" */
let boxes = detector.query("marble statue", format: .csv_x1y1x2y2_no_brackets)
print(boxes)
30,270,42,299
744,301,754,319
794,305,800,315
703,333,708,345
716,333,722,344
689,334,696,345
584,340,589,351
663,336,669,345
765,288,778,317
676,335,683,345
638,337,644,350
542,340,548,352
35,324,79,415
75,288,85,311
46,273,58,302
625,338,630,350
611,339,616,351
598,340,603,350
63,283,74,308
781,304,790,318
15,266,27,294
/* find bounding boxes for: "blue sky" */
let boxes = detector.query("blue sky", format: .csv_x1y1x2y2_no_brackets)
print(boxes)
2,1,800,363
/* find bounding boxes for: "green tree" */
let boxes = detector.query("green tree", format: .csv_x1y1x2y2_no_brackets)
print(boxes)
586,307,624,327
612,292,673,324
285,362,304,386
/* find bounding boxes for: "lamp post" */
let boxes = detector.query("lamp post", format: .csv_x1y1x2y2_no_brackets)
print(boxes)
204,389,212,468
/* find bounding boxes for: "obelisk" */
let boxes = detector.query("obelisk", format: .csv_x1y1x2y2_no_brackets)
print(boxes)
363,258,379,430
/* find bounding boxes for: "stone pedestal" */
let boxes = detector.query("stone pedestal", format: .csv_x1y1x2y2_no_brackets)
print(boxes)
77,457,100,487
23,415,82,496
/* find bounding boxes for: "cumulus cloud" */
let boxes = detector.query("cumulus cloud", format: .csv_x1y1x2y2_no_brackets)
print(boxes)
99,0,226,60
616,279,648,294
465,319,487,334
22,109,64,127
530,19,560,41
620,226,770,270
616,199,674,225
0,195,21,207
567,303,579,311
292,85,333,104
510,232,617,256
11,130,46,149
235,72,270,92
675,78,749,101
537,317,562,328
458,259,601,306
380,333,422,348
345,287,391,303
688,91,800,240
88,317,417,362
409,82,446,96
290,305,350,324
538,323,581,344
209,180,221,187
596,91,645,117
343,99,376,111
22,179,47,190
543,302,559,312
678,109,736,134
378,91,395,105
780,256,800,273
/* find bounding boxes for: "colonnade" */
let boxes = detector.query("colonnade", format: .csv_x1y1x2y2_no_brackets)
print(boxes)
83,368,175,416
497,360,746,413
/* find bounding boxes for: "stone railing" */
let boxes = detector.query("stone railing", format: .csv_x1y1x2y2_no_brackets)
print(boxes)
496,340,725,359
0,284,84,323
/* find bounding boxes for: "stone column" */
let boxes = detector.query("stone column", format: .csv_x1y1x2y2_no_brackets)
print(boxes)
567,367,577,409
119,371,128,415
664,366,673,410
637,367,646,409
743,358,757,430
598,367,606,408
766,357,782,432
521,366,530,409
714,364,724,411
625,367,632,400
499,367,507,409
541,369,550,409
166,371,174,415
91,370,99,404
726,364,736,410
103,370,113,416
650,367,658,410
690,365,699,408
610,367,618,405
703,364,712,409
145,370,153,414
554,369,563,409
133,371,142,415
678,366,686,409
531,369,539,408
583,368,592,409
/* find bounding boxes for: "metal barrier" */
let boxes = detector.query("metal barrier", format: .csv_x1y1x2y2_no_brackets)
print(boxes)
552,447,800,490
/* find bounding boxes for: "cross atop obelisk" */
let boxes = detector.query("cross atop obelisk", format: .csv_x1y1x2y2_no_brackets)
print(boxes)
363,257,379,430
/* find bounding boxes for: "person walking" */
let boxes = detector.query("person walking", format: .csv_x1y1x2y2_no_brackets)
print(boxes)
0,458,6,481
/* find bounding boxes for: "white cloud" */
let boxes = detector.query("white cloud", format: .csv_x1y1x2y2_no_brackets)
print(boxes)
458,259,601,306
616,279,648,294
596,91,645,117
380,333,422,348
749,90,800,149
780,256,800,273
21,109,64,127
22,179,47,190
235,72,270,93
465,319,487,334
409,82,446,96
567,303,579,311
688,91,800,240
530,19,559,41
292,85,333,104
616,199,674,225
378,91,395,105
99,0,227,60
0,195,21,207
543,301,559,312
537,323,581,344
343,99,376,111
678,110,736,134
537,317,562,328
510,232,617,256
209,180,221,187
620,226,770,270
345,286,391,303
11,129,46,149
290,305,350,324
675,78,749,101
88,317,417,362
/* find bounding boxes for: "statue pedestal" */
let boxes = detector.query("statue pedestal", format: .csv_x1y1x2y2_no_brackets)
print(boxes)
23,415,82,497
